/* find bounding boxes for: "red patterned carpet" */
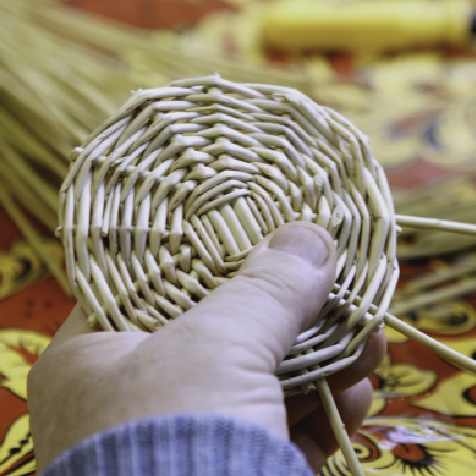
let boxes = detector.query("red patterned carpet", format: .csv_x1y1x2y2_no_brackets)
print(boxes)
1,2,475,475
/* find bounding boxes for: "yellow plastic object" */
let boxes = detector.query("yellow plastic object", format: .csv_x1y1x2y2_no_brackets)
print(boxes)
261,0,473,52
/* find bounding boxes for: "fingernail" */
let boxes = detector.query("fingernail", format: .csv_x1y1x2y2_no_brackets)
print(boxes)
269,223,330,268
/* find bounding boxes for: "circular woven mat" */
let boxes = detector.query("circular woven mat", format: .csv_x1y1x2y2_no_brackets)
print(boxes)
59,75,399,394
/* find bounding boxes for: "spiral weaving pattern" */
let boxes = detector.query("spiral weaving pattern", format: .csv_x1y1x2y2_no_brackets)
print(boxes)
59,75,399,393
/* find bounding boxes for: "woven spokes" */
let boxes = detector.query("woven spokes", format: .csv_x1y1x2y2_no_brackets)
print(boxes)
59,75,399,393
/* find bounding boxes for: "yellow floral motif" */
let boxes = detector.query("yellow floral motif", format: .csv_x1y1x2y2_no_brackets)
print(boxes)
416,373,476,416
0,242,41,299
323,418,476,475
414,303,476,336
322,429,394,476
369,356,437,417
375,356,438,397
0,240,64,299
0,330,50,475
0,330,50,399
0,414,35,476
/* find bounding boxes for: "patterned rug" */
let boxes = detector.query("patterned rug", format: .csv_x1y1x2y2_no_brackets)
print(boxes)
1,1,475,475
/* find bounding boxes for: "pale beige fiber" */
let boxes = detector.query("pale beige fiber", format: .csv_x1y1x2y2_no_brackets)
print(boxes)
58,75,476,476
58,74,401,392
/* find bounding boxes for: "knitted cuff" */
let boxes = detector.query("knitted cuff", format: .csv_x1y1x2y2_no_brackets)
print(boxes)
43,414,312,476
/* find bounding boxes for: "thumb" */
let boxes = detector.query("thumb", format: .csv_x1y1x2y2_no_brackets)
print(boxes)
183,222,336,371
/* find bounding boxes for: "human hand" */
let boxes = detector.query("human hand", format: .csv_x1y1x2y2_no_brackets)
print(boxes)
28,222,385,473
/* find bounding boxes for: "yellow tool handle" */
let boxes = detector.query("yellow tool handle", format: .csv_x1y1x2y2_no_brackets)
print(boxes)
261,0,473,52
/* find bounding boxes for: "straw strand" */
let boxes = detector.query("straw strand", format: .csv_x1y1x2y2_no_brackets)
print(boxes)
396,214,476,236
384,312,476,373
317,378,364,476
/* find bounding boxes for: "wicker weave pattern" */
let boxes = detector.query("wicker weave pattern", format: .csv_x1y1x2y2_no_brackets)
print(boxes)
59,75,399,393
